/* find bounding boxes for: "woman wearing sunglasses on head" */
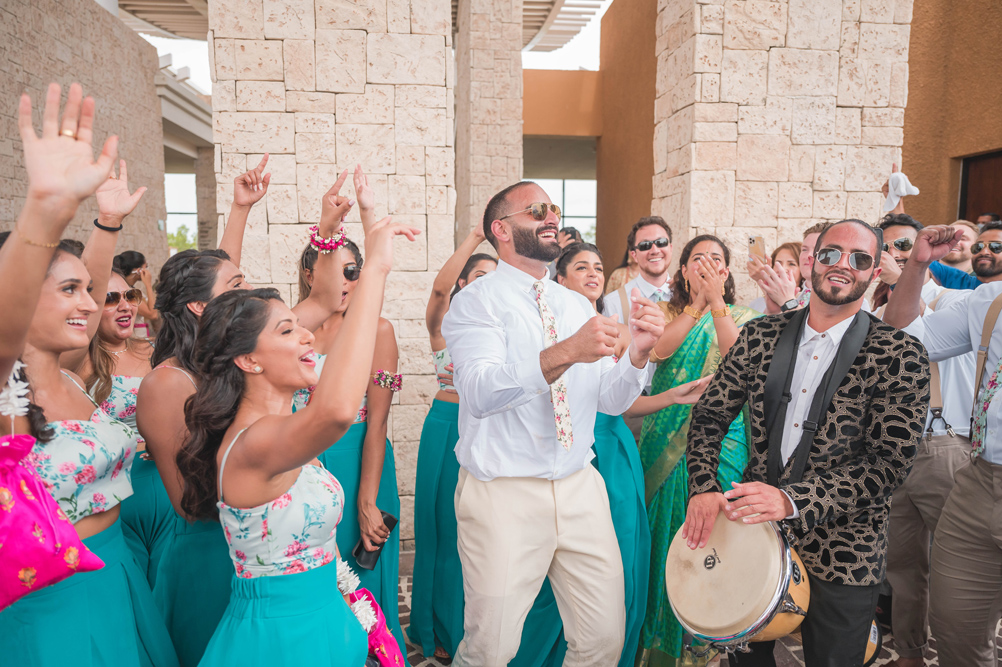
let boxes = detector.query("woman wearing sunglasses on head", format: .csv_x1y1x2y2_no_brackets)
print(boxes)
637,235,762,667
0,83,177,667
293,168,408,653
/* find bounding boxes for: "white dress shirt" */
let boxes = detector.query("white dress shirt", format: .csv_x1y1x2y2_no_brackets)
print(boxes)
601,273,671,324
916,283,975,437
781,315,857,464
902,280,1002,463
442,260,649,481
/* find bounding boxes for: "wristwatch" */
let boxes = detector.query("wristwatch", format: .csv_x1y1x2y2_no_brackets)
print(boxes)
780,298,799,312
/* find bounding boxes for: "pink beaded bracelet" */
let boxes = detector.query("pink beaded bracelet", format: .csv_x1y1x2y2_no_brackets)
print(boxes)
372,370,402,392
309,225,348,254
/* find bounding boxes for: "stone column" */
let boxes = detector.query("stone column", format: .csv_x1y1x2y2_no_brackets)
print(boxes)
208,0,455,549
195,147,218,250
454,0,524,241
652,0,910,303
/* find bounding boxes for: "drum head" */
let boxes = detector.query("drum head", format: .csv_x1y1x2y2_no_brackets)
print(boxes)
665,513,783,639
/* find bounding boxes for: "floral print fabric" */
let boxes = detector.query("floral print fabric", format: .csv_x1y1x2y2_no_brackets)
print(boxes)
532,280,573,451
97,375,144,445
23,408,137,523
292,353,367,423
971,356,1002,456
218,463,346,578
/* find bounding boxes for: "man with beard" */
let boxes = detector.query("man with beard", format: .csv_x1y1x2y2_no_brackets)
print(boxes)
683,219,930,667
885,221,1002,667
939,220,980,274
602,216,673,324
441,181,666,666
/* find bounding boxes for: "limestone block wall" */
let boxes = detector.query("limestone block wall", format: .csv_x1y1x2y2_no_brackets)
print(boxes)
208,0,456,548
0,0,168,269
652,0,909,303
454,0,524,240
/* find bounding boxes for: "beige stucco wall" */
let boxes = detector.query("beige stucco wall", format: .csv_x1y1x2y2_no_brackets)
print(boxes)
0,0,169,269
901,0,1002,227
208,0,455,548
652,0,910,301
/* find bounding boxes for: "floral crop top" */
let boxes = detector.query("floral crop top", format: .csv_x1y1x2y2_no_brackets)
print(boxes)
96,374,144,445
216,429,345,578
292,353,368,424
24,373,136,523
432,348,457,394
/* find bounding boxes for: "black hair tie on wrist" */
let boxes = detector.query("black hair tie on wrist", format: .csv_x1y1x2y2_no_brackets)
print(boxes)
93,218,123,232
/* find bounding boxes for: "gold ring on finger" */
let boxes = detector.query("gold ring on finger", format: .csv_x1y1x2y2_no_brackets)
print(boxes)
60,129,76,138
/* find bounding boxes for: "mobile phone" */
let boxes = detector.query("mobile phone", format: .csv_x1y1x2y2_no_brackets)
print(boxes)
748,236,768,263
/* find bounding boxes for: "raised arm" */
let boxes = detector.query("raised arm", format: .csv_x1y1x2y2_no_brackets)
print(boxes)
1,83,117,380
426,225,486,347
218,154,270,266
885,225,963,329
135,266,160,331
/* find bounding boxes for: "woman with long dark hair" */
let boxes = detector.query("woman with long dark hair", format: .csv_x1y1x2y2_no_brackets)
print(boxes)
177,212,418,665
637,235,761,666
0,83,176,666
134,165,354,665
292,169,407,651
114,249,159,337
409,223,497,660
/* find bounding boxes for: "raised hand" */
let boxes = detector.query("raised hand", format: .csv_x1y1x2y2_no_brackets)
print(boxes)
881,162,900,199
568,315,620,364
877,251,902,285
353,163,375,217
756,263,797,306
697,256,727,309
320,169,353,234
627,288,666,365
95,159,146,224
18,82,118,225
233,153,271,207
362,215,421,275
911,225,963,264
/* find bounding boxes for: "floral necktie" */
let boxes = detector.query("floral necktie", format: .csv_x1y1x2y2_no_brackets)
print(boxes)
652,288,669,303
533,280,573,451
971,355,1002,456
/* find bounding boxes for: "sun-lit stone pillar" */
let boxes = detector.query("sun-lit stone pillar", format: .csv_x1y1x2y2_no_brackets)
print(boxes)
652,0,911,302
208,0,456,548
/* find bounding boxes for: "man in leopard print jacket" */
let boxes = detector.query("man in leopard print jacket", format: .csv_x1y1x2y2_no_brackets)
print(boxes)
683,220,930,667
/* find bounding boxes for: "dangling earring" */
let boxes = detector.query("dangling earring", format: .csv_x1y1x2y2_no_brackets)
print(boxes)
685,278,690,294
254,366,262,373
720,284,725,296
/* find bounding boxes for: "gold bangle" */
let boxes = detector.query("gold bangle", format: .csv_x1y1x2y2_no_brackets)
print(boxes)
712,306,731,318
650,349,668,363
16,227,60,248
683,305,703,320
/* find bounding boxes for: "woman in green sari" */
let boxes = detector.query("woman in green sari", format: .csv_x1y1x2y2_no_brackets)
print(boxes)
638,235,762,667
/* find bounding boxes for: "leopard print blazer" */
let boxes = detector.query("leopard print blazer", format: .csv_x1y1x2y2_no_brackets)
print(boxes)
687,311,930,586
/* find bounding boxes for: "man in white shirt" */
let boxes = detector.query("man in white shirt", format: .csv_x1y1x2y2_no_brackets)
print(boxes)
602,216,673,323
442,181,665,666
884,222,1002,667
684,220,929,667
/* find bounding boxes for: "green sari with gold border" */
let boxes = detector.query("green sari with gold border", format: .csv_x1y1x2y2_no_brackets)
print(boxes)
637,305,761,667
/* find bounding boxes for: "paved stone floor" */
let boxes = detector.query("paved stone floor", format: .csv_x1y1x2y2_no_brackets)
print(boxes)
398,575,1002,667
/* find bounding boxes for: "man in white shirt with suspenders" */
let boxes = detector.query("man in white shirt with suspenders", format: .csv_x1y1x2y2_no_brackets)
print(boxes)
443,181,665,666
885,221,1002,667
602,216,673,323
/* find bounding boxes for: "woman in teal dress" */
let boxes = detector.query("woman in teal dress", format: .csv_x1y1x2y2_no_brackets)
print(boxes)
295,238,406,653
637,235,762,667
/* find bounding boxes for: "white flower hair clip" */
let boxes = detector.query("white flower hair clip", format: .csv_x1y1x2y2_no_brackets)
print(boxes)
0,361,30,432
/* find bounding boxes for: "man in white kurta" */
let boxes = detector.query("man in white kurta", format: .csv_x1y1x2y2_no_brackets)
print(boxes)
443,181,664,666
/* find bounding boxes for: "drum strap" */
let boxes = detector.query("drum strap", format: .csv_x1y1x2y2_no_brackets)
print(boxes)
765,308,870,486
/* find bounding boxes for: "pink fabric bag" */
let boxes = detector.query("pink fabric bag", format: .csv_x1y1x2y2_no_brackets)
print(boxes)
349,587,406,667
0,434,104,610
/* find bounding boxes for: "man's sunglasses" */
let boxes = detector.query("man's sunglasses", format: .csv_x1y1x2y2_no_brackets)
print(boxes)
972,241,1002,255
500,203,562,222
814,248,875,271
882,238,913,252
105,288,143,308
634,237,671,252
343,264,361,282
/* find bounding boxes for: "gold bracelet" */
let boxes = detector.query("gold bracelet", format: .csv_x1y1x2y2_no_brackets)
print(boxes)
16,227,60,248
650,348,668,363
683,305,703,320
711,306,731,318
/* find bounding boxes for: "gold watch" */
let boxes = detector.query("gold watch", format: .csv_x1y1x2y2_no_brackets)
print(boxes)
711,306,731,318
683,305,703,320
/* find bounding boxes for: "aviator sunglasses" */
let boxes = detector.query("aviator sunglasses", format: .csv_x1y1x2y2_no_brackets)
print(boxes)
343,264,361,282
105,288,143,308
499,203,562,222
814,247,875,271
635,237,670,252
882,238,913,252
972,241,1002,255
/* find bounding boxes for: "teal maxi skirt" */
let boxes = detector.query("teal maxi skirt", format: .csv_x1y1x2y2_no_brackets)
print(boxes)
199,561,368,666
319,421,405,654
154,516,233,666
120,456,175,588
0,519,179,667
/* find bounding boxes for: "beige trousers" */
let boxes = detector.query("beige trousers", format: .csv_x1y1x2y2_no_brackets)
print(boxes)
452,465,626,667
929,456,1002,667
885,434,970,658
